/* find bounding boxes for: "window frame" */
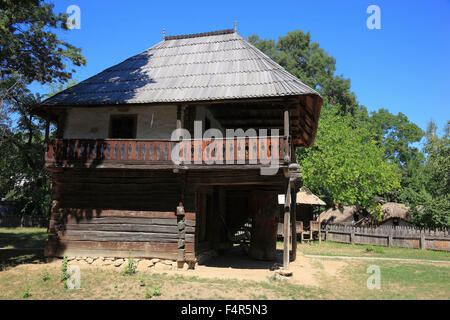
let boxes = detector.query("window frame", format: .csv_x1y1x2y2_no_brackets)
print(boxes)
108,114,138,139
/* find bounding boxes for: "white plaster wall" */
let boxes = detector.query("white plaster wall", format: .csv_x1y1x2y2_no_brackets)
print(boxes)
63,105,177,139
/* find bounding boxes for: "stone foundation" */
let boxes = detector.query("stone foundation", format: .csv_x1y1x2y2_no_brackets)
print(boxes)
65,256,196,270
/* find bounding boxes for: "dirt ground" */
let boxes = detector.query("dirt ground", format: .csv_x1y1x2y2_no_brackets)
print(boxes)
14,246,347,287
187,248,331,287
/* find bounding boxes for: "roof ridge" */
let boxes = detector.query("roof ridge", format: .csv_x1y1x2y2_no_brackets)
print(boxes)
132,46,249,60
164,29,235,40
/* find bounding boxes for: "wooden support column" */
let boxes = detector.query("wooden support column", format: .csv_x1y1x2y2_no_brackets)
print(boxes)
283,180,291,268
44,118,50,142
290,179,297,261
56,111,66,139
176,169,187,266
284,107,290,163
176,201,186,266
283,105,292,268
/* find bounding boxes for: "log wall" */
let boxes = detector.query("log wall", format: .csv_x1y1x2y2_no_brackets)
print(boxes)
45,168,287,261
45,169,196,261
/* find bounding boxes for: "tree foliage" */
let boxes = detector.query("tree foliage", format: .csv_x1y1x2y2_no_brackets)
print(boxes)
298,104,401,211
0,0,86,84
0,0,86,217
249,29,447,228
248,30,358,115
401,121,450,228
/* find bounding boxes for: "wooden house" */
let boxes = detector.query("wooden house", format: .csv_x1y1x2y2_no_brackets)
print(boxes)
378,202,413,227
296,187,326,227
33,29,322,268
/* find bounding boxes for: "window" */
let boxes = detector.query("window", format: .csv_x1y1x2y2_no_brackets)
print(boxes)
109,115,137,139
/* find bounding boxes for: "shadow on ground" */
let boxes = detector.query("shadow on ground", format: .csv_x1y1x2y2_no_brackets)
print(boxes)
0,229,47,270
198,246,286,270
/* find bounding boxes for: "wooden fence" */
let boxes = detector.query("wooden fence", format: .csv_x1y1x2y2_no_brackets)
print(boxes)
0,215,48,228
321,224,449,252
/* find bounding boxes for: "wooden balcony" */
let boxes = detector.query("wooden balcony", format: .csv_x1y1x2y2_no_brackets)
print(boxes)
44,137,286,170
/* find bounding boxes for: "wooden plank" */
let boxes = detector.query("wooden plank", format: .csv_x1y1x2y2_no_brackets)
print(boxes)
55,240,178,259
185,212,196,221
56,240,178,251
58,230,179,242
64,223,179,234
63,217,178,226
57,209,177,219
185,234,195,243
185,242,194,253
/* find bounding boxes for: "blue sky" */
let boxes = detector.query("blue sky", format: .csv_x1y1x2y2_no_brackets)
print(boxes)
32,0,450,136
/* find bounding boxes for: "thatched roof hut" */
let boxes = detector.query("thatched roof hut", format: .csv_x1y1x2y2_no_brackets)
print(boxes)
296,187,326,206
318,205,358,224
378,202,412,226
381,202,411,220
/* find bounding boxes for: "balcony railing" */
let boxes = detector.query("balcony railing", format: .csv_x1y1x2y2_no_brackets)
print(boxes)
44,137,286,169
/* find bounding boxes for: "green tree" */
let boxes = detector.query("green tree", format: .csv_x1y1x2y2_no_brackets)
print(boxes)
1,0,86,128
297,104,401,213
369,108,424,166
0,0,86,217
249,30,358,115
403,121,449,228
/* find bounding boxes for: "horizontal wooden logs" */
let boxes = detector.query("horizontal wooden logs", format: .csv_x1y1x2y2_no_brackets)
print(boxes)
55,240,178,259
62,217,178,226
54,209,178,219
58,230,179,243
63,223,179,234
57,229,196,243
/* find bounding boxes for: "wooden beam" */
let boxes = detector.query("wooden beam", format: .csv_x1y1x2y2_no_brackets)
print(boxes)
283,180,291,269
284,107,290,163
290,180,297,261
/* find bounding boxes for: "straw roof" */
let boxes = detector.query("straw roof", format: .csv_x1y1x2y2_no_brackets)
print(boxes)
381,202,411,220
296,188,326,206
40,30,320,106
318,205,357,223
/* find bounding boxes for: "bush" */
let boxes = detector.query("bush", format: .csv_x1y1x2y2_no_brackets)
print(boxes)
364,246,384,254
121,253,137,276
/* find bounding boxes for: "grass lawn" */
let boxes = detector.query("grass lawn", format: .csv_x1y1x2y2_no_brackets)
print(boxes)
0,227,48,268
287,241,450,262
0,227,448,300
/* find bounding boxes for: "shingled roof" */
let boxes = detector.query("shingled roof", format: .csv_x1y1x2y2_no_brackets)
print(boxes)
40,30,320,106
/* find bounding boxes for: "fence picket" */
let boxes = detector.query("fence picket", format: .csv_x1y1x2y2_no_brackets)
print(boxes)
323,223,449,252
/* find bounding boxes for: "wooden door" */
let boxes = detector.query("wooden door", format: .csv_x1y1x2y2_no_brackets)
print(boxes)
248,191,279,260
